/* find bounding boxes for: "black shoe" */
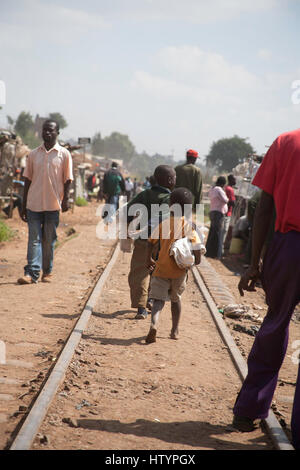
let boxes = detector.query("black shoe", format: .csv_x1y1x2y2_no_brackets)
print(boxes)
232,415,257,432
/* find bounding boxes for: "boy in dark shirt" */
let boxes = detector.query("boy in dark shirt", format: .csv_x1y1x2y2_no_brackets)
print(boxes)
126,165,176,319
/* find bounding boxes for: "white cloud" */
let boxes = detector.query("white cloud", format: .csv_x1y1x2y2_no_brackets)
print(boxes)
132,70,237,106
132,46,263,109
130,44,300,156
156,46,261,91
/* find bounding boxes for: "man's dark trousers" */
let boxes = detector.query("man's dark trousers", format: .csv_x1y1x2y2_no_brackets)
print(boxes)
233,230,300,449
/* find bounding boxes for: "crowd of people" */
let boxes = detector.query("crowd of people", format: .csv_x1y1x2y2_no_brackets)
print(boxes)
8,117,300,450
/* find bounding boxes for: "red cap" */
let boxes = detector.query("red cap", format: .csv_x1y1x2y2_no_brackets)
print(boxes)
186,149,198,158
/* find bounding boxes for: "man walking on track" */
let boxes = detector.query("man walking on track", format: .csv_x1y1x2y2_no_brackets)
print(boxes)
18,119,73,284
102,162,125,224
175,149,203,211
233,128,300,450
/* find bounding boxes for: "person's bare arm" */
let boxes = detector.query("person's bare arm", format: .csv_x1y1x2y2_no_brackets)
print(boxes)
146,241,157,272
62,179,72,212
20,178,31,222
238,191,274,296
192,249,201,265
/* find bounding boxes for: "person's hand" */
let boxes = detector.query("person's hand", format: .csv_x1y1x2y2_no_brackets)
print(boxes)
20,207,28,222
61,197,70,212
146,257,156,273
238,266,260,296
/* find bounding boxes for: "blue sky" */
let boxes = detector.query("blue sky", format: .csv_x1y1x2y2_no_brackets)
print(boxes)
1,0,300,162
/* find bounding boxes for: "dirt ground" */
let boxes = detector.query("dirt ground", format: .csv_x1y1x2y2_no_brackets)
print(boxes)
0,201,115,449
0,201,297,450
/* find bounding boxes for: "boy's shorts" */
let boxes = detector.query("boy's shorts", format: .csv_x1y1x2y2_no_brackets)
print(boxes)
149,273,187,302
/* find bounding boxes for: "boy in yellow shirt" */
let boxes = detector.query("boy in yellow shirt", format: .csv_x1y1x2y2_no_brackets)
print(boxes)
145,187,202,343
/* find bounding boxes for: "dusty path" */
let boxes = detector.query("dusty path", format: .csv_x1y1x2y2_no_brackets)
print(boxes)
32,249,274,450
0,202,115,449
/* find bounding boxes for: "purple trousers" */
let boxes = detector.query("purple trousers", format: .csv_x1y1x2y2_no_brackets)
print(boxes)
233,231,300,449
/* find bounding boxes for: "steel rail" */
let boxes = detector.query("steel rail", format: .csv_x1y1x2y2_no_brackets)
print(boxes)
192,265,294,451
9,243,120,451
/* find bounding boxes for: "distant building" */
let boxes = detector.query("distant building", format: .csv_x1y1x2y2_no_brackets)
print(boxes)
34,114,47,139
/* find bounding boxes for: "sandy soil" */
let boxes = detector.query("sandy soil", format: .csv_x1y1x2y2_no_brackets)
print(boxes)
0,203,296,450
0,201,115,449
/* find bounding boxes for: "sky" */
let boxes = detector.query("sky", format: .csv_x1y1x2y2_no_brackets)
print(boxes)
1,0,300,162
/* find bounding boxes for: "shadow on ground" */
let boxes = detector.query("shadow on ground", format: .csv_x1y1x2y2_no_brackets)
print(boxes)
75,418,272,450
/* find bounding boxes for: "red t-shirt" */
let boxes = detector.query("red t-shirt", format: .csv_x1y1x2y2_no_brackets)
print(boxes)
225,185,235,217
252,128,300,233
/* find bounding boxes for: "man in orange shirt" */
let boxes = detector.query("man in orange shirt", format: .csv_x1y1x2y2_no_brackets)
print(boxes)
18,119,73,284
145,188,202,343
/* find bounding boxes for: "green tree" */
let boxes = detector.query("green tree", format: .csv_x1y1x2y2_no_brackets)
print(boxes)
91,132,104,156
103,132,136,163
14,111,35,138
206,135,255,172
14,111,41,148
48,112,67,129
127,151,174,179
90,129,175,179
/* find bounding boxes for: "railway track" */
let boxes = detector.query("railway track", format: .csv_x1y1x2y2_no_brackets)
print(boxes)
191,263,294,451
6,241,294,451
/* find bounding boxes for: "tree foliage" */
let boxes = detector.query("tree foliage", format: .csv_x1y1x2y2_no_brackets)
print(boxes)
91,132,104,156
6,115,14,127
92,131,135,161
14,111,40,148
48,112,68,129
206,135,255,172
14,111,35,138
91,130,174,179
103,132,136,161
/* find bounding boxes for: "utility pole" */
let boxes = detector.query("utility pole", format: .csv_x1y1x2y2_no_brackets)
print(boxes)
78,137,91,163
